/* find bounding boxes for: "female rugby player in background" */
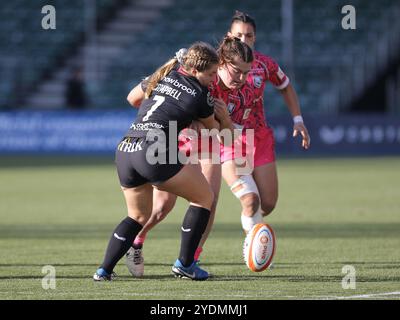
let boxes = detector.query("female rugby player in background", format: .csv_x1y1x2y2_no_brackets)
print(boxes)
222,11,311,233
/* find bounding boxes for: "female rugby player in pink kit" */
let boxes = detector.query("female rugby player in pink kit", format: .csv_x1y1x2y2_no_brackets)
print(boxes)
222,11,310,233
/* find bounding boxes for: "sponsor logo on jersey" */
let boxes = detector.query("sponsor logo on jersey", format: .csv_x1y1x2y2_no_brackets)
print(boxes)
117,138,143,153
250,67,265,73
130,122,164,131
163,77,197,97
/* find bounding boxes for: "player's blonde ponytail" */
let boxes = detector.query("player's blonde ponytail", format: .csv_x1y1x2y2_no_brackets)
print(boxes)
145,58,178,99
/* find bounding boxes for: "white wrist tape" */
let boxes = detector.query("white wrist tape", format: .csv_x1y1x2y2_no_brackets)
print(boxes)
293,115,304,124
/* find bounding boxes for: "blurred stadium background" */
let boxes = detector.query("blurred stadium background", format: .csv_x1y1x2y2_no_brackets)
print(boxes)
1,0,400,301
0,0,399,156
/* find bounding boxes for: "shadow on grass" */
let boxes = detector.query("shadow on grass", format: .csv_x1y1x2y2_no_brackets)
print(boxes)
1,222,399,239
0,155,114,169
0,263,177,268
0,262,249,270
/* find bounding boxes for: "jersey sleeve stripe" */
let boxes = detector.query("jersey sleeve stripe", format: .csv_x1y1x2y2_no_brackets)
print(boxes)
275,77,290,90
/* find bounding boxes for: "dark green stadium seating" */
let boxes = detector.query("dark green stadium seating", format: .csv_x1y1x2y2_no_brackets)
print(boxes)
1,0,398,113
0,0,119,108
95,0,399,114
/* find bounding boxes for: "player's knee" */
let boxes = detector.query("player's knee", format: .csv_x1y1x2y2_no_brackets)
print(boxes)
230,176,259,209
203,188,215,209
153,204,171,222
210,194,219,213
240,193,260,216
153,196,176,221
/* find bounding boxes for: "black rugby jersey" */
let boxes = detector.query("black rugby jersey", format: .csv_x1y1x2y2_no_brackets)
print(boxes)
126,68,214,138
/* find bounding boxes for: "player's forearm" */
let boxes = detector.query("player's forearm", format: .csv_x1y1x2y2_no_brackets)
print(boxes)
219,117,235,133
127,84,145,107
280,84,302,117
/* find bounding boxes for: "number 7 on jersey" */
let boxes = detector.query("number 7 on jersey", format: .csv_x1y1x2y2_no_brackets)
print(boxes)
143,95,165,121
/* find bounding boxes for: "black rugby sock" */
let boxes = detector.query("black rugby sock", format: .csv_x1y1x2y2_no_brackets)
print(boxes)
179,205,211,267
100,217,142,274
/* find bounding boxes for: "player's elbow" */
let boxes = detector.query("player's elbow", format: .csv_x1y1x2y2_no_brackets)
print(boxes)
279,83,290,94
280,83,297,96
126,94,134,105
127,95,140,107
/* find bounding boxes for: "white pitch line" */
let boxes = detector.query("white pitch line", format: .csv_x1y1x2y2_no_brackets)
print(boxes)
318,291,400,300
4,290,400,300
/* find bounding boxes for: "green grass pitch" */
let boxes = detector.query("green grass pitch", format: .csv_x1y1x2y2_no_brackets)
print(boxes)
0,156,399,300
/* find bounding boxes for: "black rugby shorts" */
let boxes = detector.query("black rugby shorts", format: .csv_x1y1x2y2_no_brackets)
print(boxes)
115,137,184,188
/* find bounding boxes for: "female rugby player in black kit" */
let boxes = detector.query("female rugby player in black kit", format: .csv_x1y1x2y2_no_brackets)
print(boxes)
93,42,234,281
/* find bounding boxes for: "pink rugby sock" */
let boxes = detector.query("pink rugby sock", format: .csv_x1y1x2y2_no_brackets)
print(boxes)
194,247,203,261
133,235,146,247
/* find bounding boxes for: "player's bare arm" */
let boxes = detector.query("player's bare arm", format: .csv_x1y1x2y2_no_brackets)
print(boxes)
127,83,145,107
280,83,311,149
198,114,220,132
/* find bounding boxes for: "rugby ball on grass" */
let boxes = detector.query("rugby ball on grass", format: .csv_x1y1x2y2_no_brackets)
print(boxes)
243,223,276,272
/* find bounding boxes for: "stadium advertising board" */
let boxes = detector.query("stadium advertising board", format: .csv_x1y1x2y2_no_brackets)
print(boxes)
0,111,399,155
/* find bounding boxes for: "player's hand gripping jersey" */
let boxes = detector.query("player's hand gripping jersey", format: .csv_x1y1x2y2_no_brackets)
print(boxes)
177,76,256,158
208,78,254,129
176,53,289,165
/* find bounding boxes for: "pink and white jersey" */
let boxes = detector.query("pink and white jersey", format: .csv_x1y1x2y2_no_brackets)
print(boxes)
209,77,255,128
245,51,290,131
179,76,254,156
